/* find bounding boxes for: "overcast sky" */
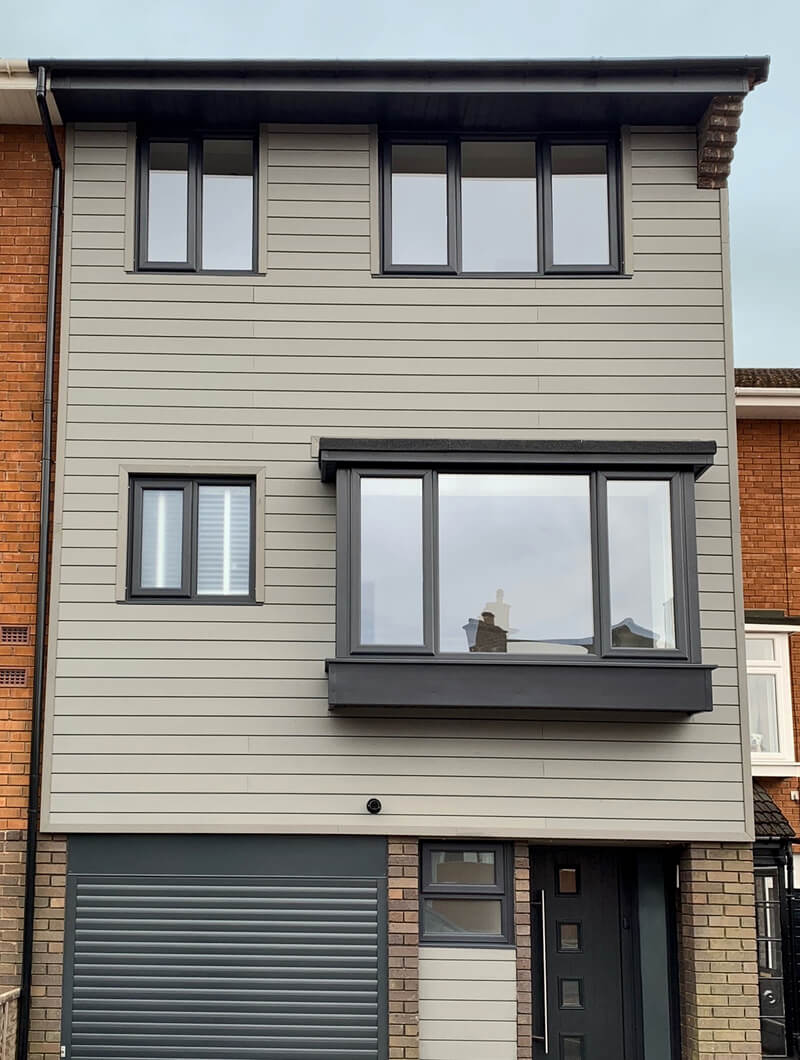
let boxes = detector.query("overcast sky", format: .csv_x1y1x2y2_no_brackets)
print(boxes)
5,0,796,366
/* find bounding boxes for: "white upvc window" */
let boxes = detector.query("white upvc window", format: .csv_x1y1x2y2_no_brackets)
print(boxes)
746,628,796,774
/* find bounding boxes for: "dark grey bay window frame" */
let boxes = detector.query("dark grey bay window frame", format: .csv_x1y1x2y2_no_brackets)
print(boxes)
381,132,621,277
321,439,717,713
419,841,513,946
136,132,258,274
127,475,257,603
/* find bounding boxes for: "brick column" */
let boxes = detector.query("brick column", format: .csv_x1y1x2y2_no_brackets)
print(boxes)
514,842,532,1060
387,838,418,1059
678,843,761,1059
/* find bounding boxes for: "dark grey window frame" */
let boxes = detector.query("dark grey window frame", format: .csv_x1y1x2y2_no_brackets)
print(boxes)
419,841,513,946
381,132,621,277
136,131,259,274
127,474,257,603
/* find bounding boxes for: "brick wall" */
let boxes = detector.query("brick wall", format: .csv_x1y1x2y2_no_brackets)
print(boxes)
678,842,761,1058
514,842,532,1060
387,838,419,1058
738,418,800,833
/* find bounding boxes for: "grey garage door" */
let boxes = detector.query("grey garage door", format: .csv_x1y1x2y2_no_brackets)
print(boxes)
62,837,387,1060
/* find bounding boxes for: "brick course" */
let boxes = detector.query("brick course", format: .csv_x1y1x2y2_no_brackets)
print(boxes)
387,838,419,1059
514,842,532,1060
678,843,761,1059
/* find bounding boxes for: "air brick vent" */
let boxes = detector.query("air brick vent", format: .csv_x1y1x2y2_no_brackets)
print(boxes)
0,668,27,687
1,625,30,645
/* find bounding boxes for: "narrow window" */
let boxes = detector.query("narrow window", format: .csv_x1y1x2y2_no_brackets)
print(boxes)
755,868,788,1056
746,631,795,764
129,477,255,601
550,144,610,266
420,843,511,945
607,479,676,650
460,141,537,272
389,144,449,266
139,135,256,272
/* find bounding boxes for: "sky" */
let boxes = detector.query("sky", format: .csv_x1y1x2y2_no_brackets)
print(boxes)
4,0,797,367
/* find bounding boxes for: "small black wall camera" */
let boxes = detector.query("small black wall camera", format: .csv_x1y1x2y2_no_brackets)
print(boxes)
366,798,382,815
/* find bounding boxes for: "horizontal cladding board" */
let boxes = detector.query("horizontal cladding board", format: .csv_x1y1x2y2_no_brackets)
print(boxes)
46,124,744,835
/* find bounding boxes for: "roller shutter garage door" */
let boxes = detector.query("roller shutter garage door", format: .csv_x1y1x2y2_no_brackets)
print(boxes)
62,836,387,1060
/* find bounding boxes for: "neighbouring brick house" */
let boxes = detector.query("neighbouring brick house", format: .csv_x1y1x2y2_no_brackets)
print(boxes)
737,368,800,1056
0,66,63,1060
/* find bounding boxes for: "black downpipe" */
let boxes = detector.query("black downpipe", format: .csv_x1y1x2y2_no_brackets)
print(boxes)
16,67,62,1060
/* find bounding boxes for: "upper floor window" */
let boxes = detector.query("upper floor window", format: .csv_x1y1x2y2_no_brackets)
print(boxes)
128,476,255,601
747,629,795,771
381,134,620,276
137,135,256,272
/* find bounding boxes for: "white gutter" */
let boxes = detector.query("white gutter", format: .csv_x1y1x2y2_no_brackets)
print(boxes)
0,60,61,123
735,387,800,419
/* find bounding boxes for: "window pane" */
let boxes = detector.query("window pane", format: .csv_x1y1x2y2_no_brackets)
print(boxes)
202,140,254,270
551,144,610,265
360,478,424,644
559,980,583,1009
747,637,776,661
140,489,184,589
147,142,189,262
560,1037,584,1060
558,922,581,952
557,868,579,895
438,475,593,654
422,898,502,936
749,673,780,753
607,479,676,650
391,145,448,265
461,141,537,271
431,850,496,887
196,485,251,596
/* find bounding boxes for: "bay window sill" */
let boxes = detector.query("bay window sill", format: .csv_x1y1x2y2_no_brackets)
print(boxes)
325,656,714,713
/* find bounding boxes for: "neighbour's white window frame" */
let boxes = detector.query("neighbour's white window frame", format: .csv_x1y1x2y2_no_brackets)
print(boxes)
747,626,796,773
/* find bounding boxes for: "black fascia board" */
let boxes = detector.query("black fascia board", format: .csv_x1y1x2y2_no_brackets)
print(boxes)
318,438,718,483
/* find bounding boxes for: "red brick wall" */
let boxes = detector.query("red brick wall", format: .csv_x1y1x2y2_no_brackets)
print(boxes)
0,123,61,833
738,417,800,833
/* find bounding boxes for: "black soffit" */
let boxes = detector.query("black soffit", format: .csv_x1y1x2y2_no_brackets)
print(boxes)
31,57,770,129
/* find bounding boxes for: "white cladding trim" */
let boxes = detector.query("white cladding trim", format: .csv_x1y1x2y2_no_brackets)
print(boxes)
41,122,749,839
419,946,517,1060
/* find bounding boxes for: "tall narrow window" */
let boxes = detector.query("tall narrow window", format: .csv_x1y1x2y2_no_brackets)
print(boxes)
607,479,676,650
129,477,255,601
755,868,788,1056
359,477,425,647
747,630,795,767
139,135,256,272
389,144,449,266
460,141,537,272
550,144,610,266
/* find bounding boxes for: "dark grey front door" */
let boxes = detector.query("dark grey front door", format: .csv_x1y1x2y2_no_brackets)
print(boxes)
531,846,636,1060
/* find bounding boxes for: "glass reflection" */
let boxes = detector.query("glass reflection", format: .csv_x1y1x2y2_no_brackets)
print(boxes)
422,898,502,936
461,141,537,271
391,144,448,265
438,475,593,654
196,484,251,596
747,637,775,661
607,479,675,650
431,849,495,887
147,142,189,262
551,144,610,266
749,674,779,753
140,488,183,589
360,477,424,645
202,140,254,271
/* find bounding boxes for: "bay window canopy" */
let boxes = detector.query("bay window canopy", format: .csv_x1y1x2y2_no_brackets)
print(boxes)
320,439,716,713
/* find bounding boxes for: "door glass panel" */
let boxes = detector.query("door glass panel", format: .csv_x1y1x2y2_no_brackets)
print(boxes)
560,1036,585,1060
551,144,609,266
559,979,583,1009
147,142,189,262
607,479,676,649
360,477,424,645
749,673,780,753
756,868,788,1056
140,488,184,589
422,898,502,936
461,141,537,271
438,474,593,654
202,140,254,270
196,485,251,596
557,867,579,895
747,637,775,661
430,849,496,886
557,922,582,952
391,144,448,265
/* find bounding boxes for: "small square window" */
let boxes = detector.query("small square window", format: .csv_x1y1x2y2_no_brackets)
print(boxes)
559,978,584,1009
129,476,255,601
557,922,582,952
138,135,256,273
557,867,580,895
420,842,511,944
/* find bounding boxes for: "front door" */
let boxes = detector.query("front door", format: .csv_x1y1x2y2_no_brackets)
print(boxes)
531,846,638,1060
